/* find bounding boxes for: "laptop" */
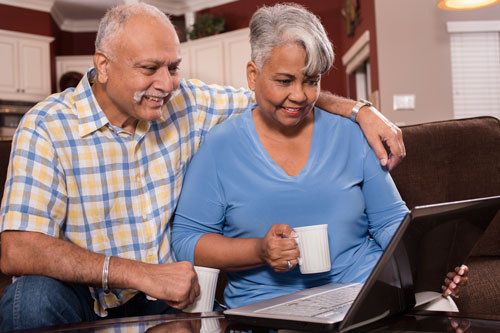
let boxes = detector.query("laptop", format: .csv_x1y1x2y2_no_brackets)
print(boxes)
224,195,500,332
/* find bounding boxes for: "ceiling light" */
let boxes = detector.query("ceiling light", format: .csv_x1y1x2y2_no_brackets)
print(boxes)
437,0,500,10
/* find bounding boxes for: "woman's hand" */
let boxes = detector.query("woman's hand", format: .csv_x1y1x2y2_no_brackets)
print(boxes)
442,265,469,298
258,224,299,272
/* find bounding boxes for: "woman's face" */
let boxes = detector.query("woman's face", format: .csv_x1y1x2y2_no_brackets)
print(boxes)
247,43,321,129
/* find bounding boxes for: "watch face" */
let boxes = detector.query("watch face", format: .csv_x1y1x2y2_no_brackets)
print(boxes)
359,99,372,106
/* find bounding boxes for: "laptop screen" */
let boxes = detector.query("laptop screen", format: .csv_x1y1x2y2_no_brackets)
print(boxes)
341,196,500,331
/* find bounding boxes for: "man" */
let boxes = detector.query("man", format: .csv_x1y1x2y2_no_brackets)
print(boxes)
0,3,405,330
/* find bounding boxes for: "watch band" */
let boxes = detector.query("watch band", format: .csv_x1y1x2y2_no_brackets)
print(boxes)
350,99,372,122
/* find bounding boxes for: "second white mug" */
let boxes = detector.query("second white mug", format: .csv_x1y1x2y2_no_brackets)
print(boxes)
293,224,331,274
184,266,220,313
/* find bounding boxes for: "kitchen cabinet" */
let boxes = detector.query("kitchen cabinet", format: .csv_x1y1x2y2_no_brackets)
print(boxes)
180,28,251,89
51,28,251,93
0,30,53,102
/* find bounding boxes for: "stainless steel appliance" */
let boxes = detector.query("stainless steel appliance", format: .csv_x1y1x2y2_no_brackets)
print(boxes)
0,101,33,140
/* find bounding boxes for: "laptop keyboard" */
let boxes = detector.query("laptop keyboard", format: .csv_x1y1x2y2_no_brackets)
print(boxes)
255,283,363,318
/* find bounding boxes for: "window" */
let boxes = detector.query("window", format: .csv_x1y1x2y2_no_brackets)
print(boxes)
448,21,500,120
342,31,372,102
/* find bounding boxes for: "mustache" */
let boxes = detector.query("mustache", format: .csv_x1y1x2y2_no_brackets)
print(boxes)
133,89,178,103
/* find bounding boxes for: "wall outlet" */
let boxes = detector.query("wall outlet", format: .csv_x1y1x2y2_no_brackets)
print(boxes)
393,94,415,111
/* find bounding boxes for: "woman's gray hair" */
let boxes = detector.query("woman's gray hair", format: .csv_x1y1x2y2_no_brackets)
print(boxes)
95,3,171,57
249,3,334,75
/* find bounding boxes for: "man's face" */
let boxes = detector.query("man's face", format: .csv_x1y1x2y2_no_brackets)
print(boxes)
96,14,182,127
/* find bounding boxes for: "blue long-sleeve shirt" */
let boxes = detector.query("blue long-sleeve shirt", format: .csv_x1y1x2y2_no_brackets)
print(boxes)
172,107,408,309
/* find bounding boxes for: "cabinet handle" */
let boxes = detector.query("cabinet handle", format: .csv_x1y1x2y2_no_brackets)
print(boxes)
21,89,25,93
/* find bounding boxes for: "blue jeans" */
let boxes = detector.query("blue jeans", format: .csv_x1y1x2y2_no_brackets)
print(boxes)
0,275,180,331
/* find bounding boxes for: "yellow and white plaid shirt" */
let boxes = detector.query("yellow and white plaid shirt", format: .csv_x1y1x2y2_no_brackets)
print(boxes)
0,68,253,316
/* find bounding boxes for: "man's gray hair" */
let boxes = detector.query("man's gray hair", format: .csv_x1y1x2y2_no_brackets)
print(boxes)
249,3,334,76
95,3,171,56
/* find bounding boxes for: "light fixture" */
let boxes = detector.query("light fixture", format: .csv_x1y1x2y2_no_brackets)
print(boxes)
437,0,500,10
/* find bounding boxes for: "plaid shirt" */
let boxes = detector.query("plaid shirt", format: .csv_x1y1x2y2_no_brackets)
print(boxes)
0,68,253,316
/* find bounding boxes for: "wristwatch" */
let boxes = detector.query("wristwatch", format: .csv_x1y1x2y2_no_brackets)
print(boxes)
350,99,372,122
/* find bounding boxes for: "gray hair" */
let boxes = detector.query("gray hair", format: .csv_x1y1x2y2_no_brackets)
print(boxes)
95,3,171,57
249,3,334,76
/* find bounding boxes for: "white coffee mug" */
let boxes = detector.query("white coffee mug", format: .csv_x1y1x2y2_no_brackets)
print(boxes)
200,317,221,333
293,224,331,274
184,266,220,313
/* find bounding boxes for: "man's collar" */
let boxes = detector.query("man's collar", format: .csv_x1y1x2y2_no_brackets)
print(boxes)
75,68,111,138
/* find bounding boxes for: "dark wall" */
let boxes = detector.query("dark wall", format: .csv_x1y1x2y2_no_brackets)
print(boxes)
202,0,378,97
336,0,379,93
202,0,347,96
0,1,379,97
0,4,53,36
55,30,96,56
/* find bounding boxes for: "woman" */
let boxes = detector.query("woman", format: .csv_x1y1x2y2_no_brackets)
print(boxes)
171,3,466,309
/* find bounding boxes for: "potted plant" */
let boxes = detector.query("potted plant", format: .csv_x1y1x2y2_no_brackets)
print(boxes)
188,13,225,40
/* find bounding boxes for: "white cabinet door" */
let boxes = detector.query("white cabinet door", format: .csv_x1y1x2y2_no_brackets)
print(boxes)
189,40,225,85
0,35,19,95
223,30,251,89
0,30,53,102
179,46,192,80
19,38,51,97
180,28,251,88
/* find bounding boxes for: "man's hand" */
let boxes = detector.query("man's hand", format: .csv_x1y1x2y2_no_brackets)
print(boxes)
137,261,200,310
258,224,299,272
356,106,406,171
0,231,200,310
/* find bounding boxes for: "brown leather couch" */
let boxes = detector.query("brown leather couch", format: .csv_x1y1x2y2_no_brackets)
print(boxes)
390,116,500,314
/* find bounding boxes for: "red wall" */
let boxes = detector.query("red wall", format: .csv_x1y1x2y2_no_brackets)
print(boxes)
56,31,96,56
336,0,379,94
0,4,53,36
203,0,378,97
0,4,96,54
0,1,378,97
202,0,347,96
